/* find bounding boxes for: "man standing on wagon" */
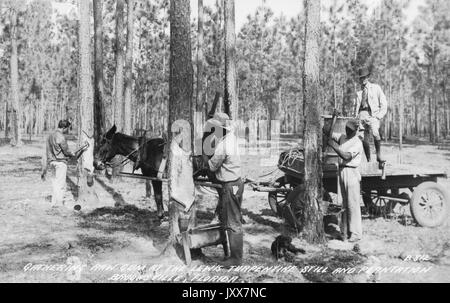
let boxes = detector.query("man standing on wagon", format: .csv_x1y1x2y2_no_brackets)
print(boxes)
327,119,364,242
203,113,244,266
354,67,388,166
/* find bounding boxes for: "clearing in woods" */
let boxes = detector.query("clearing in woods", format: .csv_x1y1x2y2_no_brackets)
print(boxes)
0,136,449,283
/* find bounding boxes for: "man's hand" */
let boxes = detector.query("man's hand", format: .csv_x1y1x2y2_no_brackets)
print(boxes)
41,172,46,181
332,108,340,117
73,141,90,159
202,154,210,170
327,138,339,150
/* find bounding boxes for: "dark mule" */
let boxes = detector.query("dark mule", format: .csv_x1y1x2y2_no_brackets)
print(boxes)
94,92,223,219
94,125,165,219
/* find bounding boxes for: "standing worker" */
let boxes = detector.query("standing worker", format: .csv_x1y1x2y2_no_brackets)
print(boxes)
354,67,388,166
203,113,244,266
327,119,364,242
41,119,85,206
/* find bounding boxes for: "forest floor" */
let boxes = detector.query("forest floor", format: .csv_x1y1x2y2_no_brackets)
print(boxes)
0,137,449,283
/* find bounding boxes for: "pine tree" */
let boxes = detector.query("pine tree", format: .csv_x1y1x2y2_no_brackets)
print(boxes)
224,0,237,118
77,0,98,207
167,0,194,247
123,0,134,135
114,0,125,131
300,0,325,244
94,0,106,145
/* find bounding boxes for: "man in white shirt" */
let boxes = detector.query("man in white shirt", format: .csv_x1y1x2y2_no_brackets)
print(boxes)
203,113,244,266
327,119,364,242
354,67,387,165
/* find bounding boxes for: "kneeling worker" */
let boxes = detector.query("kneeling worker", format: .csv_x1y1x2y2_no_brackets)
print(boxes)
204,113,244,266
327,119,364,242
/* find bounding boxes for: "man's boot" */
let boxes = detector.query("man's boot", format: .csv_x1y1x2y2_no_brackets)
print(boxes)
361,138,371,162
218,231,243,267
374,139,385,166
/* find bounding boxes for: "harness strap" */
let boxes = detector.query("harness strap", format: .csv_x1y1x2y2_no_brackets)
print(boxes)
105,137,167,170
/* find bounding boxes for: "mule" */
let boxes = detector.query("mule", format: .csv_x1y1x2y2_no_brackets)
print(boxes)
94,125,166,219
93,120,223,219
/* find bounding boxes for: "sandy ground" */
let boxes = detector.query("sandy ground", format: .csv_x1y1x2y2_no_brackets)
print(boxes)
0,138,449,283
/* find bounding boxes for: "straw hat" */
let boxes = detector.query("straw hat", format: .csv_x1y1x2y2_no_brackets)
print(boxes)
204,112,233,132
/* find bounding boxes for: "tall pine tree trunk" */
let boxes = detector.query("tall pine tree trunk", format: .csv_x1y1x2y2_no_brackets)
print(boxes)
123,0,134,135
428,64,433,143
114,0,125,131
224,0,237,119
93,0,106,145
78,0,98,207
300,0,325,244
112,0,126,181
196,0,204,113
444,82,449,138
9,7,22,147
167,0,194,246
5,96,9,139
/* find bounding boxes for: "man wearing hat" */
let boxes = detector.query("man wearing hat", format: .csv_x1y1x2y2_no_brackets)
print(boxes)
203,112,244,266
327,119,364,242
354,67,387,165
42,119,75,206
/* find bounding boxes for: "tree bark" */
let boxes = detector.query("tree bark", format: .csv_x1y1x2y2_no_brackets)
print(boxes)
196,0,204,113
78,0,98,207
93,0,106,145
443,82,447,138
9,7,22,146
167,0,194,247
224,0,237,119
428,65,433,143
123,0,134,135
114,0,125,131
5,101,9,139
300,0,325,244
414,96,418,135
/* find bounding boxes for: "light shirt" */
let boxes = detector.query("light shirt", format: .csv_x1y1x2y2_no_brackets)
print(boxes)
354,81,388,119
208,132,241,182
46,129,73,164
332,133,363,168
360,84,369,110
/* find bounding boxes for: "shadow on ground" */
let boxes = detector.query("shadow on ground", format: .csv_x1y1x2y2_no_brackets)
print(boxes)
77,204,168,248
94,176,128,206
242,207,283,230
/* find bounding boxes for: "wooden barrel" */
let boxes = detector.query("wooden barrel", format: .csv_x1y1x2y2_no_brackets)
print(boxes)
322,115,379,175
322,116,352,166
322,115,352,135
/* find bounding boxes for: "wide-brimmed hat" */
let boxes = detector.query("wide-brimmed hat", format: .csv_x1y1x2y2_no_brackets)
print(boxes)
204,112,233,132
58,119,71,129
358,67,371,78
345,119,359,131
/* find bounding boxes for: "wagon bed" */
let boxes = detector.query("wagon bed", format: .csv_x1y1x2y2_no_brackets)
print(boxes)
257,148,449,228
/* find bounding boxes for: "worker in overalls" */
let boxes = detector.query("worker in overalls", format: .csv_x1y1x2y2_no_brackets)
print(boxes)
203,113,244,266
327,119,364,242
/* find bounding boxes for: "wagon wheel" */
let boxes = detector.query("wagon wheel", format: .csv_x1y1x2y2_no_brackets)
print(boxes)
410,182,449,228
278,185,334,230
363,189,397,218
268,177,291,217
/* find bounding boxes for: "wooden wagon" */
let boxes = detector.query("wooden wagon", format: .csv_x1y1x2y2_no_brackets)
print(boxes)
252,116,449,228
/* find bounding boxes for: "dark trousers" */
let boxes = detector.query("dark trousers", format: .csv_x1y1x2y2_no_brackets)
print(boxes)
217,178,244,233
